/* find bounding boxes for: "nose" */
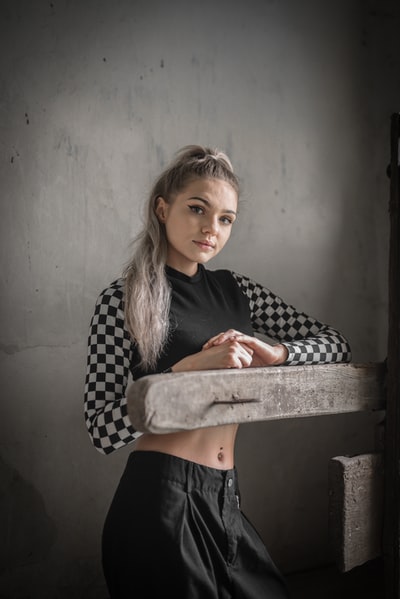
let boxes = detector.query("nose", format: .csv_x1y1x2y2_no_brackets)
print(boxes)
201,217,219,236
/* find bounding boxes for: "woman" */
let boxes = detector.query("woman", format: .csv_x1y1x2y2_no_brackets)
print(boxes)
84,145,351,598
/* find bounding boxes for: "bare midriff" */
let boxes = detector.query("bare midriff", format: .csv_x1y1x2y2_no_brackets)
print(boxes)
133,423,239,470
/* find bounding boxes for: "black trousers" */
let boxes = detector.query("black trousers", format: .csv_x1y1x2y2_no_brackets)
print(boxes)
102,451,289,599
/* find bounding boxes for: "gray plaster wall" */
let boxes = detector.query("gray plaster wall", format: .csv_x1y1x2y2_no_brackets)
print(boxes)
0,0,398,596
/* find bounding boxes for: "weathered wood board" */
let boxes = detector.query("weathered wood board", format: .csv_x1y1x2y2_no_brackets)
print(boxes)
329,453,384,572
127,362,385,434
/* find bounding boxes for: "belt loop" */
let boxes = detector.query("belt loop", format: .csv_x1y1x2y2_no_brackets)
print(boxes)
185,460,193,493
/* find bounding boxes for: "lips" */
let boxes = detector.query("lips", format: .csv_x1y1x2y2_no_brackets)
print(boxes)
193,240,215,250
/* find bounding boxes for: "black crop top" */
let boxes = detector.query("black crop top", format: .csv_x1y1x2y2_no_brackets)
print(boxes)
131,265,255,379
84,266,351,454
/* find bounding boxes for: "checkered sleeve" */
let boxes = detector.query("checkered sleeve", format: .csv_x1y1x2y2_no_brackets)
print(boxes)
232,272,351,365
84,279,142,454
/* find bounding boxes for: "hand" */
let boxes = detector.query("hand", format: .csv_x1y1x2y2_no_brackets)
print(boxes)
171,336,254,372
203,329,288,367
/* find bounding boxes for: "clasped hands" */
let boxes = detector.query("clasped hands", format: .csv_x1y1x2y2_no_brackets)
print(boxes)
172,329,288,372
202,329,288,369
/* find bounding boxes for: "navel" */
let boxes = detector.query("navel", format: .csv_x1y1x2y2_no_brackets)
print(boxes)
217,447,224,462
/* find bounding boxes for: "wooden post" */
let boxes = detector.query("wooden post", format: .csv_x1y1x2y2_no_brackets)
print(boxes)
384,112,400,599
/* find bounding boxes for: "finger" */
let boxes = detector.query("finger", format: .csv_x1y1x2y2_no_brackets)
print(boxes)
202,332,226,349
202,334,231,349
232,333,253,343
240,343,254,356
204,329,243,348
237,347,254,368
229,342,254,368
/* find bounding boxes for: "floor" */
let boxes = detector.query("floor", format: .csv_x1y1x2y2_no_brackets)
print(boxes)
285,559,385,599
98,559,385,599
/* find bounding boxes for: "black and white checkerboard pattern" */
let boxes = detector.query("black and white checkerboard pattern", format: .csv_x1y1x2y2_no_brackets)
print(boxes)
84,279,141,454
232,272,351,366
84,274,351,454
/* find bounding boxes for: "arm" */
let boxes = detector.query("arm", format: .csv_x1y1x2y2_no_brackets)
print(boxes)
231,272,352,365
170,339,254,372
84,280,141,454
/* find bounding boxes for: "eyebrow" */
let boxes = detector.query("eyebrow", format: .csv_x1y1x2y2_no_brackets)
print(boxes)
188,196,237,215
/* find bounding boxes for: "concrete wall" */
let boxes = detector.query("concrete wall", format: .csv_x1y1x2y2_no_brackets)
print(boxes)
0,0,398,596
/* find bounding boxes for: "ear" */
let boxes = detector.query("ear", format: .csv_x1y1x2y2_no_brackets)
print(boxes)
155,196,169,223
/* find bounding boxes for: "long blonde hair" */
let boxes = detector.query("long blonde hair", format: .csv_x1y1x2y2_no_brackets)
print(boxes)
123,144,240,370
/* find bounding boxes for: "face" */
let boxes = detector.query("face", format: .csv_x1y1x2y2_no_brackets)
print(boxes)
156,177,238,276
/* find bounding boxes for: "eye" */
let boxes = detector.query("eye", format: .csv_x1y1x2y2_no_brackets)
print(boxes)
220,216,234,225
188,205,205,215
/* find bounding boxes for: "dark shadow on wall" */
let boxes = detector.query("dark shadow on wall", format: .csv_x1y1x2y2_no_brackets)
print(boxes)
0,455,57,574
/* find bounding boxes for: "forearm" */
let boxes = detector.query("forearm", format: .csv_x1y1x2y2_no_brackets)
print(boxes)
84,393,141,454
232,271,351,366
268,343,289,365
282,329,351,365
84,279,141,454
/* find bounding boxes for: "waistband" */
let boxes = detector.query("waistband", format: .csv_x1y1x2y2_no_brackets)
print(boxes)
126,450,238,494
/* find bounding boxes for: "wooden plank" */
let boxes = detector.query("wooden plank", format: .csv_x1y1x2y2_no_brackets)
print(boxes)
329,453,384,572
384,112,400,599
127,362,385,434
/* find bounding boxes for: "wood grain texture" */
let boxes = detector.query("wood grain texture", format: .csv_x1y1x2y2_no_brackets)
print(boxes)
127,362,385,434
